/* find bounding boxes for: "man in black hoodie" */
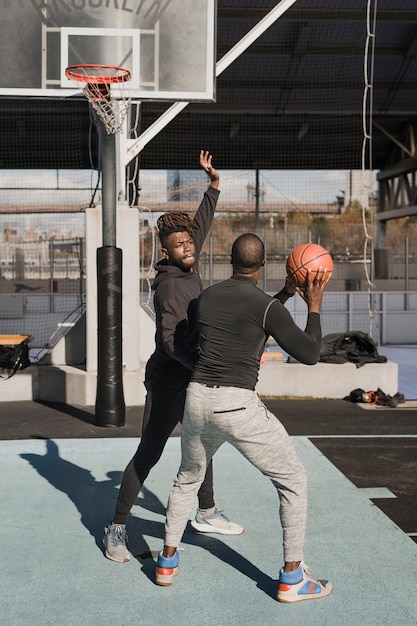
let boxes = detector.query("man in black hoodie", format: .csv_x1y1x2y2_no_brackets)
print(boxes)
103,151,243,563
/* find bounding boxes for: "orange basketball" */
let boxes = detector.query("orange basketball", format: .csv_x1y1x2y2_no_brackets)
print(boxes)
286,243,333,288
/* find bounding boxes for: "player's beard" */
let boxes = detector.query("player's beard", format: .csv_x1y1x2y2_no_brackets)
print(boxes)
177,253,195,271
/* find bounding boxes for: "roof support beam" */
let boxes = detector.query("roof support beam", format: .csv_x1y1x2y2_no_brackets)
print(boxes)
374,121,414,158
377,155,417,222
376,205,417,221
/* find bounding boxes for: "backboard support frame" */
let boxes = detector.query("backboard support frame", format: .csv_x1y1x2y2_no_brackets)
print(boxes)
125,0,300,165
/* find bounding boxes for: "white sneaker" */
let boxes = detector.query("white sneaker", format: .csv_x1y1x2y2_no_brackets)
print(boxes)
277,563,333,603
103,523,131,563
155,550,180,586
190,509,244,536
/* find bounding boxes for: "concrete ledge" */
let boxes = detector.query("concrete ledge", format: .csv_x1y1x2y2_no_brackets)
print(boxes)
36,366,97,405
35,366,147,406
256,360,398,398
1,360,398,403
0,370,34,401
1,366,146,405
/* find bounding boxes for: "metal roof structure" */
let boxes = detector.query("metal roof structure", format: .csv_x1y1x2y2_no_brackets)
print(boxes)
1,1,417,173
138,0,417,171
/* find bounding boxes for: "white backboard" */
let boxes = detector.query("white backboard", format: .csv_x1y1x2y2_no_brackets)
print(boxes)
0,0,216,101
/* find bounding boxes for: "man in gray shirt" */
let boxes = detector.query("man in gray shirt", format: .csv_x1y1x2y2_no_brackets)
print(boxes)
156,233,333,603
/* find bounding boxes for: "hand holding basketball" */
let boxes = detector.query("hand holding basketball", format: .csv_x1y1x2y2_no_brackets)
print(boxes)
294,266,331,314
286,243,333,288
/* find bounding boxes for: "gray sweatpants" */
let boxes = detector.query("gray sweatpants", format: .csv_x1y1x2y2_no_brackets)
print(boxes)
165,383,308,563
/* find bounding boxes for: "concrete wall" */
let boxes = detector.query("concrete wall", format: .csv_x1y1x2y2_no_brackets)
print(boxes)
1,354,398,404
256,359,398,399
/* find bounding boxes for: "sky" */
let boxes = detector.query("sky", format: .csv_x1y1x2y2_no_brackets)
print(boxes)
136,168,347,204
0,167,346,205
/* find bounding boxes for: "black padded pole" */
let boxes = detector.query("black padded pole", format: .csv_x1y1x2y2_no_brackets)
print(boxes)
95,245,125,427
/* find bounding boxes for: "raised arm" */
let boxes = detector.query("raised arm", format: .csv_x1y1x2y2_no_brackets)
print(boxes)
200,150,220,189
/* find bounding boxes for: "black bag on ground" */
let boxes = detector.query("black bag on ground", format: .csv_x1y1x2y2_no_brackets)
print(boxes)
319,331,387,368
0,341,31,379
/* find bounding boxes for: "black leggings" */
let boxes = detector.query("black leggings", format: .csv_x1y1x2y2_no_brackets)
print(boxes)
113,367,215,525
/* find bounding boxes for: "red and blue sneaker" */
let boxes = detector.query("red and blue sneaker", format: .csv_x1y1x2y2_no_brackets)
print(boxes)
155,550,180,586
277,563,333,603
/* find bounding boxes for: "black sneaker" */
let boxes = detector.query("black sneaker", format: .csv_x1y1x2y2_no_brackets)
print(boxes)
375,388,399,407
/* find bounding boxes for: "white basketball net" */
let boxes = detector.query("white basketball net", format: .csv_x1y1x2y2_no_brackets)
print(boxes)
65,65,132,134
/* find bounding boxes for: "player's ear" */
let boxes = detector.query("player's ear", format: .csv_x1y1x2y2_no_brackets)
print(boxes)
261,256,266,266
161,247,169,259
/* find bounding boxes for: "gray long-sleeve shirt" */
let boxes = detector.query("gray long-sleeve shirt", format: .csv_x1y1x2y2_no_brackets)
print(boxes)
192,274,322,390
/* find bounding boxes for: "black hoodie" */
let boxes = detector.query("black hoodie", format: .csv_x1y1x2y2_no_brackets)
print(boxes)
149,185,220,373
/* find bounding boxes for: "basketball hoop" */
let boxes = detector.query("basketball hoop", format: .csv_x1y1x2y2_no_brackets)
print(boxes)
65,64,131,134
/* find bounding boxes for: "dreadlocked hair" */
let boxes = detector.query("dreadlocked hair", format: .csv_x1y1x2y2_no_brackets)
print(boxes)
157,212,195,244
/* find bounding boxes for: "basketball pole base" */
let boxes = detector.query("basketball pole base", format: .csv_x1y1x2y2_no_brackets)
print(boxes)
95,245,125,427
